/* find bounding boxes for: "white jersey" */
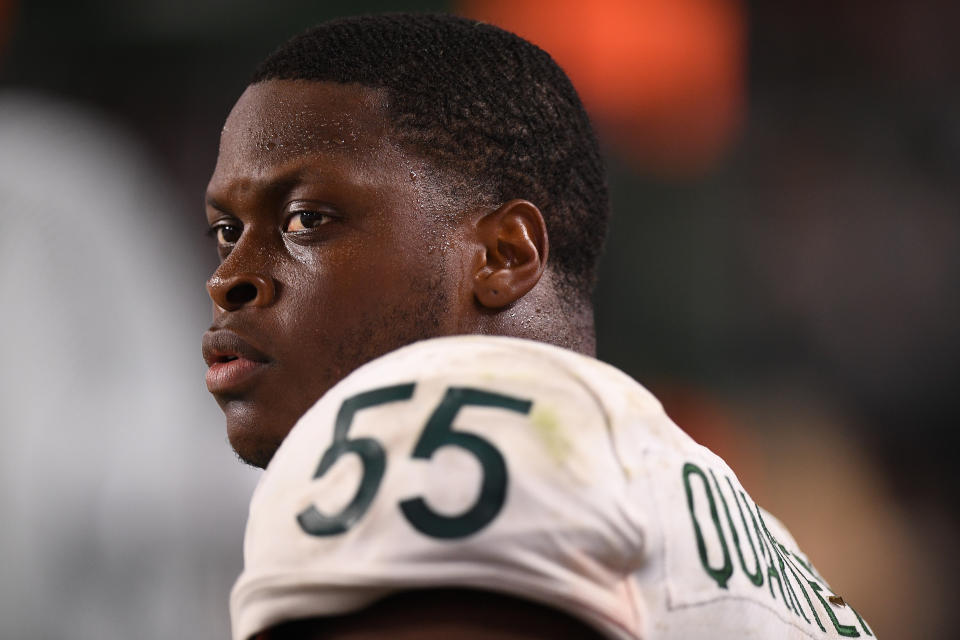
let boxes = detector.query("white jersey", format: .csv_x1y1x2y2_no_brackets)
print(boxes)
231,336,875,640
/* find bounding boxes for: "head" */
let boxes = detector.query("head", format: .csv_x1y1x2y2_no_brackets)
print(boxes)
203,13,610,467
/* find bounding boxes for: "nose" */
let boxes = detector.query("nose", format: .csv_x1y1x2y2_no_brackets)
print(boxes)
207,272,276,311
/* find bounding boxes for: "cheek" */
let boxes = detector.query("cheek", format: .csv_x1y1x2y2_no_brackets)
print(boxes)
273,228,461,360
274,263,408,357
341,242,436,306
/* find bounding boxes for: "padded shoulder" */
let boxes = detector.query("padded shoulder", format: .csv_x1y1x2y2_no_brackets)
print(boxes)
233,337,876,640
234,336,652,640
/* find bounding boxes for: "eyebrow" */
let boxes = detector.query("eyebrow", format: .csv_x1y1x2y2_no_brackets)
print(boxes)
205,195,230,213
205,169,322,212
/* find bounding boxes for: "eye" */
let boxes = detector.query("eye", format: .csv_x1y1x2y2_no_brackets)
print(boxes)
208,220,243,246
285,210,331,232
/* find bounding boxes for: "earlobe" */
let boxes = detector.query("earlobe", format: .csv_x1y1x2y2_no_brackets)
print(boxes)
473,199,548,309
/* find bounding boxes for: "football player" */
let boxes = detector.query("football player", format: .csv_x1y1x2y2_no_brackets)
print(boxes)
203,14,875,639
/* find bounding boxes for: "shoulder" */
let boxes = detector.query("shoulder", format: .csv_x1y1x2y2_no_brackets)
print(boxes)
236,337,662,638
235,336,875,640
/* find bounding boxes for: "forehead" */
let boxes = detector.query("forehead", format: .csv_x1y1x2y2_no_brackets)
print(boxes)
224,79,391,154
210,80,401,189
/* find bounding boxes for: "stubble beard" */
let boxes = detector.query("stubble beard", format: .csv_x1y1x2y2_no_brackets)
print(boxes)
234,275,452,468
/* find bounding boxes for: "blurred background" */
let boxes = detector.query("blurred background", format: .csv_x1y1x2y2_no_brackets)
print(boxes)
1,0,956,638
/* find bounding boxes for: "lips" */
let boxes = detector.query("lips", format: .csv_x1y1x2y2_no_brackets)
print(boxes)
202,330,272,394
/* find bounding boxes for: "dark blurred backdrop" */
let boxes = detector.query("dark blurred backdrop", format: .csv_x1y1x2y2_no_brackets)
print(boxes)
2,1,957,638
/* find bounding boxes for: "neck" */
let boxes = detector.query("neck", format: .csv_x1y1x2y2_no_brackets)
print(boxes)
471,271,596,357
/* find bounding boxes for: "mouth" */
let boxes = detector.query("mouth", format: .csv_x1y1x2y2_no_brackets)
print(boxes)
210,353,241,364
202,330,272,394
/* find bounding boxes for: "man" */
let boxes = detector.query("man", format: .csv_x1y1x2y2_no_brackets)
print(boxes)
203,14,875,639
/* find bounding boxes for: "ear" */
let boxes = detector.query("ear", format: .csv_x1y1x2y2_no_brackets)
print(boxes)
473,199,549,309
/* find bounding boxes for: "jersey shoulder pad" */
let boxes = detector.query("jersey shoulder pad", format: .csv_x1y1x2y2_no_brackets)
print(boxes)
233,336,650,640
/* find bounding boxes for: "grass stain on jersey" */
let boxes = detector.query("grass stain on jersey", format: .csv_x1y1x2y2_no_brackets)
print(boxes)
529,405,572,464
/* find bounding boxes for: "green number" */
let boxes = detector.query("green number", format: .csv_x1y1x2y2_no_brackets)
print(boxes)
399,387,532,539
297,383,415,537
298,384,530,540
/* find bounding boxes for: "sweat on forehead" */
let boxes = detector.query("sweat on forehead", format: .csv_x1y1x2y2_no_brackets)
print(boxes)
221,80,395,159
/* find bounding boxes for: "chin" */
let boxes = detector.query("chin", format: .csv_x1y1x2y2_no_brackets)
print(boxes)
228,425,284,469
224,406,290,469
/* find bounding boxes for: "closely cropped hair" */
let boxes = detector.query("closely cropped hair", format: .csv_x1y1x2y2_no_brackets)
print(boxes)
252,13,609,298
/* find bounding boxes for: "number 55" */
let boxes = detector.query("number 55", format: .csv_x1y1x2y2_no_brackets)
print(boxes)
298,384,532,540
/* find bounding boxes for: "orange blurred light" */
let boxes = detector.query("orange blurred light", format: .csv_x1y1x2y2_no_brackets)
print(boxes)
459,0,746,176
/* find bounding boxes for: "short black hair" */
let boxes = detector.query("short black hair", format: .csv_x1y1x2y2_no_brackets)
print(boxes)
252,13,609,299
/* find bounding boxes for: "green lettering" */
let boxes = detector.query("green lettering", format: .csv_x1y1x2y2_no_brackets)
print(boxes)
780,544,825,631
755,507,810,621
683,463,733,589
775,541,808,621
790,550,826,584
753,504,791,610
808,582,860,637
713,473,763,587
